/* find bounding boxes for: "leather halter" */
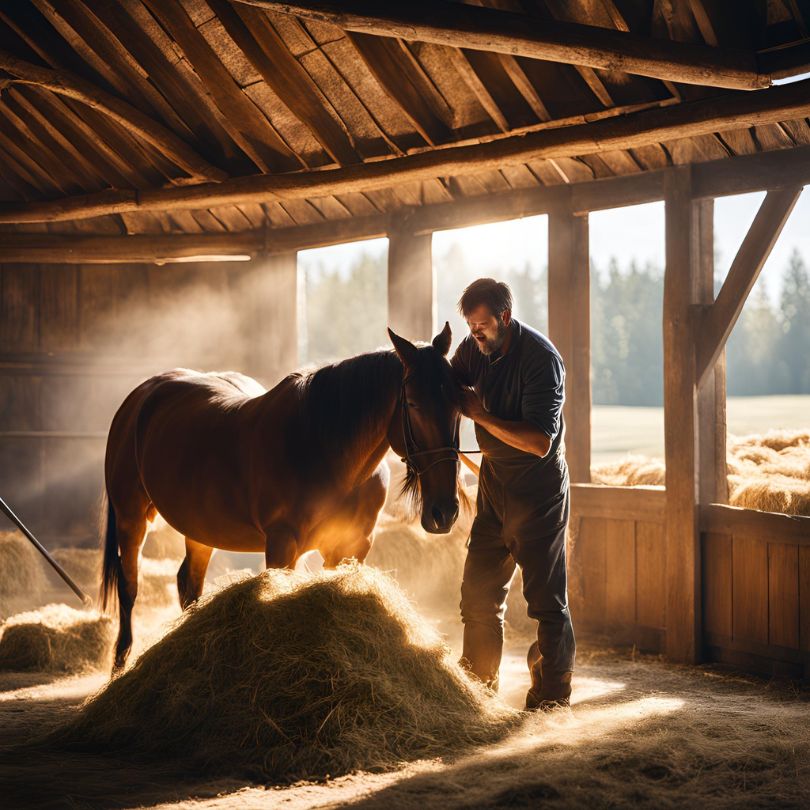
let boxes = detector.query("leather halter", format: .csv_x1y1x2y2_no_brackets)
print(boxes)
399,378,461,477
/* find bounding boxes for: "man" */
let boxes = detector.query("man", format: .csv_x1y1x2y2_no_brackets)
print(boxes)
451,277,574,710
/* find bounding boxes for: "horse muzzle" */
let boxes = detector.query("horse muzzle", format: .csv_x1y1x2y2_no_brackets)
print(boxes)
422,499,459,534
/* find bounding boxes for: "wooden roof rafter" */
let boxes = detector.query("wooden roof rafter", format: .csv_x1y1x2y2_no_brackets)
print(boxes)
235,0,776,90
0,49,228,182
2,75,808,224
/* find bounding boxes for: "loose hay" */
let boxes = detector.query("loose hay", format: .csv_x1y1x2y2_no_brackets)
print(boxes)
0,531,46,604
52,565,516,783
591,429,810,517
0,604,112,673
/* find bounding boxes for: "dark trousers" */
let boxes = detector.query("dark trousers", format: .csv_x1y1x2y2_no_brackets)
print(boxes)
460,458,575,699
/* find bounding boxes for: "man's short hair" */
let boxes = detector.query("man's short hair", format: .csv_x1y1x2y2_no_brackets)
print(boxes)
458,278,513,318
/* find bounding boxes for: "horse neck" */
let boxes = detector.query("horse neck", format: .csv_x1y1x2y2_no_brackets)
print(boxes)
298,351,403,486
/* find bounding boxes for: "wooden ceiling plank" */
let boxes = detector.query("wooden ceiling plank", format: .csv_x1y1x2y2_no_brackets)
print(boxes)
0,122,63,195
4,77,810,223
0,144,46,199
347,33,451,145
84,0,242,168
0,93,98,191
41,0,197,141
6,88,108,189
494,54,552,121
209,0,358,165
445,49,511,132
0,49,227,182
29,90,140,188
140,0,299,172
235,0,769,90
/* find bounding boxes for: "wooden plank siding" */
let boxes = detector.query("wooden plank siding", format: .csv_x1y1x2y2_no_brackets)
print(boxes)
0,257,291,545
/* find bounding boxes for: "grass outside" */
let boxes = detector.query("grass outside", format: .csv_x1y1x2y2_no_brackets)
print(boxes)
591,394,810,465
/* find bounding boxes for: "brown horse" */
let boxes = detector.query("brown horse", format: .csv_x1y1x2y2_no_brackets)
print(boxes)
100,325,461,671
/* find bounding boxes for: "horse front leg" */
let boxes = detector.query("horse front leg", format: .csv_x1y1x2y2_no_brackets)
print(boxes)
263,523,299,569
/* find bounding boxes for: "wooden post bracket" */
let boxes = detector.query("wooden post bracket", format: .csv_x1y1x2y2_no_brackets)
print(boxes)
695,185,802,386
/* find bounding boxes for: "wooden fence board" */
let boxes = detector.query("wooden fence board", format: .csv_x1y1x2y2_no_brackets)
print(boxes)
732,534,769,644
768,542,800,649
800,546,810,652
636,520,666,628
575,516,606,625
702,531,733,637
604,519,636,624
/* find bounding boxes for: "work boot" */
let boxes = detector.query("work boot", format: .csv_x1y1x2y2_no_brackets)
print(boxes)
524,668,572,712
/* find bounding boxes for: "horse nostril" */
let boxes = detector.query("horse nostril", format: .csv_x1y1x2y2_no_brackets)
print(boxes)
432,505,444,527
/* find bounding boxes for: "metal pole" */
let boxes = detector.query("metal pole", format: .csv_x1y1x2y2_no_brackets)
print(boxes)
0,496,92,606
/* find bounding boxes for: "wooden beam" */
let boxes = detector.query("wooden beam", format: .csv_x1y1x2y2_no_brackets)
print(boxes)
700,504,810,545
548,204,591,482
696,185,802,384
388,228,434,341
571,483,665,523
239,253,298,384
236,0,768,90
0,50,227,182
0,216,390,263
663,168,701,664
694,199,729,507
3,77,809,224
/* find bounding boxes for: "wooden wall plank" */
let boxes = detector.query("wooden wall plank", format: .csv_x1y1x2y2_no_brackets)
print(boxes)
574,515,606,625
39,265,79,352
769,542,800,649
636,520,666,629
800,546,810,652
604,518,636,624
732,534,769,644
1,264,39,350
702,531,732,637
0,375,40,431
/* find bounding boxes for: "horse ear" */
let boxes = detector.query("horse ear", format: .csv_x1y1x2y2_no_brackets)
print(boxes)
388,327,419,369
432,321,452,357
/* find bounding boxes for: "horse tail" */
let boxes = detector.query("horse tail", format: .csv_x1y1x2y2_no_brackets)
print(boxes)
99,494,121,613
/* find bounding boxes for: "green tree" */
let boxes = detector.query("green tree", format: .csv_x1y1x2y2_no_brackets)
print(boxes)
775,249,810,393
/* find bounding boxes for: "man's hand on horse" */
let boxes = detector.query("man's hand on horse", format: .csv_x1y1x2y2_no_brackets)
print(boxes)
459,387,485,421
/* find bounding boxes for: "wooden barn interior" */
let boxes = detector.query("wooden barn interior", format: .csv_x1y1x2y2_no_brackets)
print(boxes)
1,0,810,695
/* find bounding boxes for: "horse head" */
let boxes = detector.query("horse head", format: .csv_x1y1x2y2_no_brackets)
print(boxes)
387,322,462,534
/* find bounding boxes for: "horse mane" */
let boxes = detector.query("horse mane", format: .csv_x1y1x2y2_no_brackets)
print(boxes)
293,349,403,482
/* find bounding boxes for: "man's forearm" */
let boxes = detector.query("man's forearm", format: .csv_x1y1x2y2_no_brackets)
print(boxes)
473,411,551,457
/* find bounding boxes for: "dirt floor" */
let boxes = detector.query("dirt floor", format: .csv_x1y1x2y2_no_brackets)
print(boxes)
1,620,808,810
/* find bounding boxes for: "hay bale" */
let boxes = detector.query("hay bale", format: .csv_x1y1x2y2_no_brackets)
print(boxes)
48,547,98,595
0,604,112,673
0,531,46,602
54,566,516,782
591,456,665,487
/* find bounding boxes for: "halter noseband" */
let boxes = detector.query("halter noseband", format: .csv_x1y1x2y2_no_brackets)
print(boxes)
399,377,461,477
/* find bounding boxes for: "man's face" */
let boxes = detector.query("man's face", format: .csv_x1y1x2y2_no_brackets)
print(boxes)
465,304,510,356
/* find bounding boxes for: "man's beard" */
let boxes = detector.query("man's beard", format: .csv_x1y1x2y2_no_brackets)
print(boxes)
475,319,507,356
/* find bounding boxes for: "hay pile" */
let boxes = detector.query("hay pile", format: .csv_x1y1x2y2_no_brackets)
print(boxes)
53,565,516,782
0,604,112,673
0,531,47,618
591,429,810,517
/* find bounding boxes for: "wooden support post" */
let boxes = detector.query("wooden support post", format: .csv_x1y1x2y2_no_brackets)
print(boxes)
695,199,729,506
242,252,298,385
663,168,701,663
548,206,591,483
387,228,434,341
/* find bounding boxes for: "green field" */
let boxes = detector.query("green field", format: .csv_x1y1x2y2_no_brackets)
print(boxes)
592,395,810,464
